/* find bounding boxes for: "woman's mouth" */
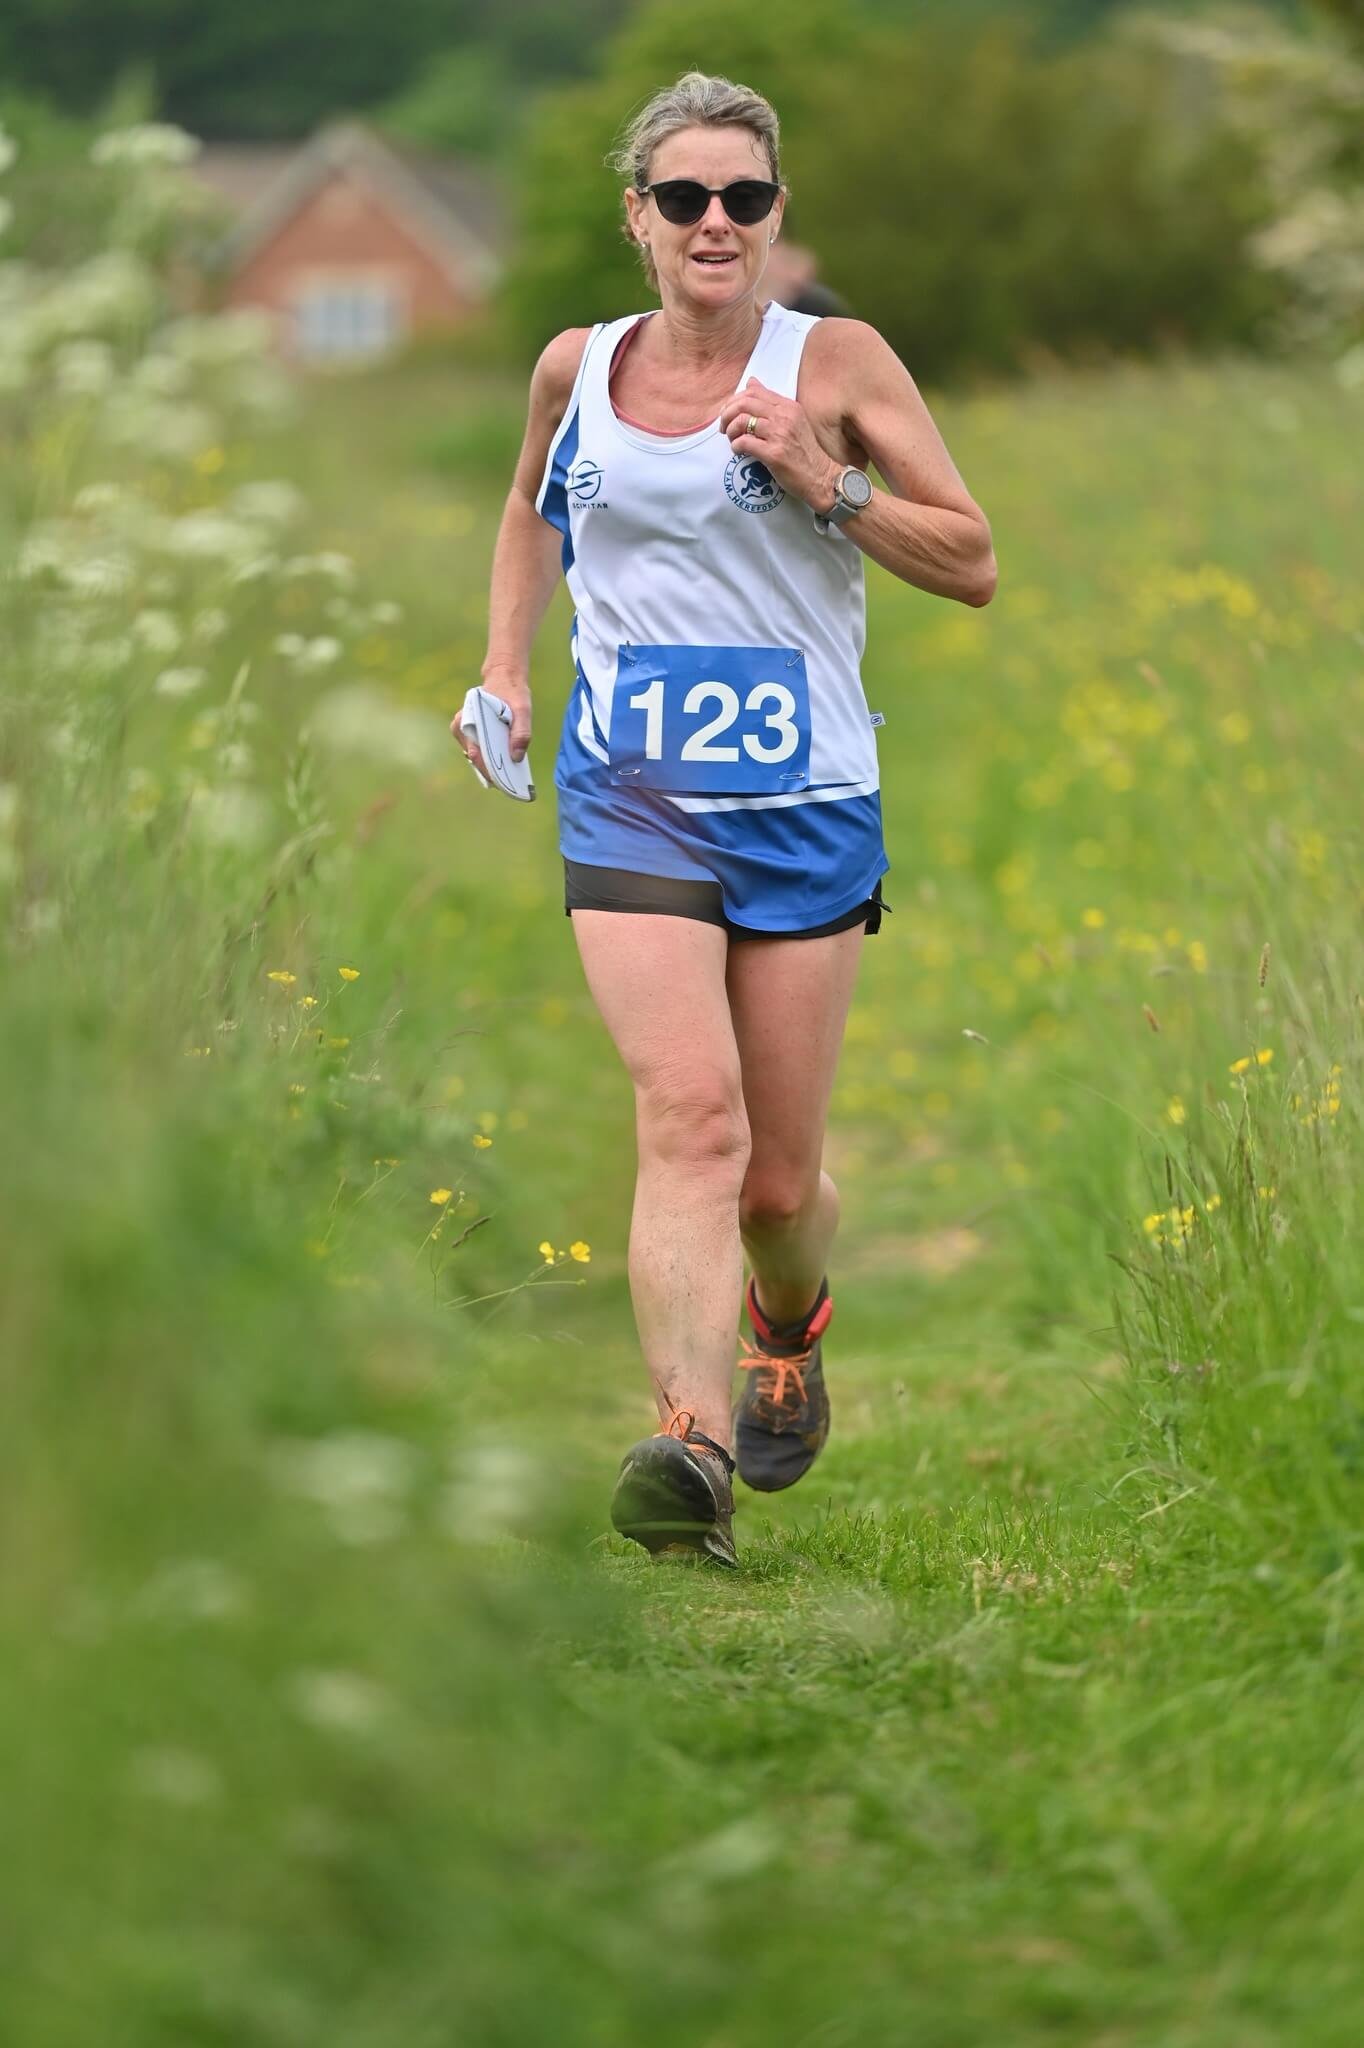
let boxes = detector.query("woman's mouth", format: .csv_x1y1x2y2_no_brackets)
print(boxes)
691,252,738,268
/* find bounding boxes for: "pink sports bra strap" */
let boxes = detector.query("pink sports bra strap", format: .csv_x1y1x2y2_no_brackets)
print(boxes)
608,315,711,437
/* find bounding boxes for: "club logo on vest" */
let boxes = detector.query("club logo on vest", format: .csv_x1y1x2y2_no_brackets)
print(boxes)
724,455,785,514
567,457,605,505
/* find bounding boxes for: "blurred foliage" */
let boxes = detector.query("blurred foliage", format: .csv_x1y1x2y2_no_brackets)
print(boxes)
502,0,1293,381
1305,0,1364,44
0,78,153,269
372,45,523,163
0,0,1317,141
0,0,633,140
1125,6,1364,355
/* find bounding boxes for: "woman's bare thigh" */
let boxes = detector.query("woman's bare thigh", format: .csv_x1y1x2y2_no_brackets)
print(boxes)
568,909,745,1126
725,925,866,1197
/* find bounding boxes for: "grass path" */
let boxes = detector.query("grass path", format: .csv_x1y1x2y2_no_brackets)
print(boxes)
2,346,1361,2043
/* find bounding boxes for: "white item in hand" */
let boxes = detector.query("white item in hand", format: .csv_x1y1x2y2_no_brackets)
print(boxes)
459,686,534,801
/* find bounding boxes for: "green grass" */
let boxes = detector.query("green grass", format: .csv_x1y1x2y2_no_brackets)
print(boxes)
2,342,1361,2045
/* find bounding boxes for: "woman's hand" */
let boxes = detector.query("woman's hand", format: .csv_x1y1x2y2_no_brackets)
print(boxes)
450,672,533,784
718,377,840,514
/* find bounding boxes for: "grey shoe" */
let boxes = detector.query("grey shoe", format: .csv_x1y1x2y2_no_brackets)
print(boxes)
610,1409,739,1568
733,1273,833,1492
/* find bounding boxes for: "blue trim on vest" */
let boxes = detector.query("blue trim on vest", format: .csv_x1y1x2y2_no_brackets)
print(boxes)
540,406,579,574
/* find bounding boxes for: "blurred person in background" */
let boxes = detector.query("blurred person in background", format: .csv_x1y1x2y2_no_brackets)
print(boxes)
453,70,995,1567
762,236,851,318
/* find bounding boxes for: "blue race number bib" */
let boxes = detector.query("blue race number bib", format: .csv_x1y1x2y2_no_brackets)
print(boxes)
608,643,813,796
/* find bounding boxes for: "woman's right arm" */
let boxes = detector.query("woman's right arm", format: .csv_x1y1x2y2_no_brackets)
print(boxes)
451,326,591,776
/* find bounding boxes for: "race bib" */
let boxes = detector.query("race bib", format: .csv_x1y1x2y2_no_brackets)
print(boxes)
608,643,813,796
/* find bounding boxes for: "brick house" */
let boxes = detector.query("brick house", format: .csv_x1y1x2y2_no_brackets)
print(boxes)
186,119,506,367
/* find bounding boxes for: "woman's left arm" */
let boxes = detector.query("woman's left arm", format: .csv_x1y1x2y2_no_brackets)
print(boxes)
722,320,997,607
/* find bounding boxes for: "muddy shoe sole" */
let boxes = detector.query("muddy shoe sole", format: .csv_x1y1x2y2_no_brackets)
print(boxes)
610,1437,738,1569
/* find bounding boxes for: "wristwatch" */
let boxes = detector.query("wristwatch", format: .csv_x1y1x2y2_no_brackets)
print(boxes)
814,465,873,535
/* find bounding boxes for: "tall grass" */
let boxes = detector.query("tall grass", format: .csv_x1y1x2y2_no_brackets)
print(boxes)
2,122,1362,2045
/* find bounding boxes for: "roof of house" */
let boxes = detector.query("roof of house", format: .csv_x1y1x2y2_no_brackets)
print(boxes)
190,120,506,290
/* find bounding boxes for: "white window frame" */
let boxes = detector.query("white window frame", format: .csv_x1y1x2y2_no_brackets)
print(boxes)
290,269,409,363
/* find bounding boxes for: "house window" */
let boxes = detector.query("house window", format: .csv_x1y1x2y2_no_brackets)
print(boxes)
293,277,404,361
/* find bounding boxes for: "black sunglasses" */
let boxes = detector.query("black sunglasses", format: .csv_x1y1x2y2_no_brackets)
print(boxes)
639,178,781,228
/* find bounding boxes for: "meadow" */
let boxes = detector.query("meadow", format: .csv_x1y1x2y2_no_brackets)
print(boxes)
2,260,1362,2042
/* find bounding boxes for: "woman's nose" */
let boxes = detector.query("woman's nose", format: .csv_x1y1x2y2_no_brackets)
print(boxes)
700,193,731,231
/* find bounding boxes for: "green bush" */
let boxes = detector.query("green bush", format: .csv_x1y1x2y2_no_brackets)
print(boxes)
500,0,1288,383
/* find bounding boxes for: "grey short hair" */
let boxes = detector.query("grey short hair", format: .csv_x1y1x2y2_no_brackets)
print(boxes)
607,70,784,293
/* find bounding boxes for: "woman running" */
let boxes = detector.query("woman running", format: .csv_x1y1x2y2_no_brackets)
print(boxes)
453,70,996,1567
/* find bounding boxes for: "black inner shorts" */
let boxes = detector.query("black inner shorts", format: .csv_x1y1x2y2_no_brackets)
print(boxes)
563,858,890,940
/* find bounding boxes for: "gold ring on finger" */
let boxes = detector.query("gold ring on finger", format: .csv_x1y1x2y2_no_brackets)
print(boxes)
747,413,759,437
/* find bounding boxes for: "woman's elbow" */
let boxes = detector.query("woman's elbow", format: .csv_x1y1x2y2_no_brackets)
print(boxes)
965,553,998,607
962,525,997,607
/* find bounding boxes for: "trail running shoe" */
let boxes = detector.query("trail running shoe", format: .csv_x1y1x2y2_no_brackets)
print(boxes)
733,1273,833,1492
609,1408,739,1568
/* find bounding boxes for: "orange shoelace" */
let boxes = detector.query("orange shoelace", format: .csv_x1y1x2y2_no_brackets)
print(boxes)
737,1337,813,1415
655,1407,733,1471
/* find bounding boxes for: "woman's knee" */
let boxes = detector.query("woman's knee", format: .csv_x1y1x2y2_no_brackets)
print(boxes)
739,1162,824,1232
636,1069,751,1182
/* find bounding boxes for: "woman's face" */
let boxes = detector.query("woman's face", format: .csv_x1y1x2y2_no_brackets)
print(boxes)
625,124,784,313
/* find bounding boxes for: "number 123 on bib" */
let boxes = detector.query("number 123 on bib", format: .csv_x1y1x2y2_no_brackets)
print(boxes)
608,643,812,796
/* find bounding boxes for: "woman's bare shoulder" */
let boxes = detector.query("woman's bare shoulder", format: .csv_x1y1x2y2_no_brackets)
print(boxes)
532,326,596,411
802,316,888,372
511,327,596,501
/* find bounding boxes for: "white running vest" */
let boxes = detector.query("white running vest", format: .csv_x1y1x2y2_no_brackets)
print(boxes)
535,301,881,814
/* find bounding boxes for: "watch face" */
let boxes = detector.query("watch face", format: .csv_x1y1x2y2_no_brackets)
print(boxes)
842,467,873,508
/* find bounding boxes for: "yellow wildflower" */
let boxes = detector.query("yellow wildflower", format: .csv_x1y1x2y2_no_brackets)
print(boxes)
338,966,360,981
1206,1194,1222,1211
1166,1097,1186,1125
1229,1056,1251,1075
1187,940,1208,974
1081,907,1106,929
538,1241,557,1260
1256,1048,1273,1066
472,1134,492,1149
267,969,297,986
300,995,318,1008
1143,1212,1165,1234
430,1188,453,1205
569,1241,592,1263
